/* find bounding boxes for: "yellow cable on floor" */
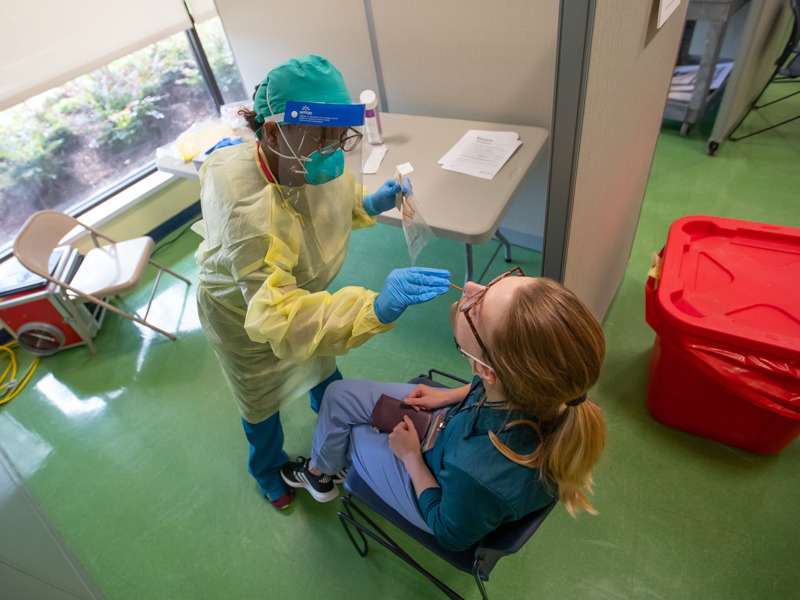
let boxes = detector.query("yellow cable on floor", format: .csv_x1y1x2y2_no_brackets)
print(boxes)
0,341,40,406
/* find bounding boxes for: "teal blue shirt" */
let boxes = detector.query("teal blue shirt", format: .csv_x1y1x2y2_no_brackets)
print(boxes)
418,377,556,551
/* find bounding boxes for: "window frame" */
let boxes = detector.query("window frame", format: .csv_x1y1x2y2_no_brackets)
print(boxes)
0,20,237,262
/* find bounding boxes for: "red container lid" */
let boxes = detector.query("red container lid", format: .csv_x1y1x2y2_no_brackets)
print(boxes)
654,216,800,358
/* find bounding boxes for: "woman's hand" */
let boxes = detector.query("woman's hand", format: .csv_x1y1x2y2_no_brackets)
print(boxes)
404,384,463,411
389,416,421,464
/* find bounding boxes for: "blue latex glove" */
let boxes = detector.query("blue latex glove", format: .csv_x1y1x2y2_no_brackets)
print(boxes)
374,267,451,324
364,178,412,216
210,137,243,153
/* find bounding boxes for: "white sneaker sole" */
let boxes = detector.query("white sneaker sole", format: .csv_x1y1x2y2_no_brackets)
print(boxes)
281,470,340,503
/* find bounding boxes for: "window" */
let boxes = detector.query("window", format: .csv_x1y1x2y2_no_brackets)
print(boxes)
0,23,246,252
196,18,249,105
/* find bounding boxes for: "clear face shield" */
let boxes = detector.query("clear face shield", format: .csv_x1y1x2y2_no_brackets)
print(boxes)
257,100,364,207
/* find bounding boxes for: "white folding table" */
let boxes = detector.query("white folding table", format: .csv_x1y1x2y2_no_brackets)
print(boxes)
363,113,548,283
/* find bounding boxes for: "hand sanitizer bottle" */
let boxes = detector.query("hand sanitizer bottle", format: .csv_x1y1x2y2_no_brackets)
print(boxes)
360,90,384,145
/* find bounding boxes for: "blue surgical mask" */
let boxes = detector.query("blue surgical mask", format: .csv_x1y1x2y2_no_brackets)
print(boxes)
303,149,345,186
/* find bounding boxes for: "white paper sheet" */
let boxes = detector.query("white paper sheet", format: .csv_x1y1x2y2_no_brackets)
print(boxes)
439,131,522,180
439,130,519,165
658,0,681,28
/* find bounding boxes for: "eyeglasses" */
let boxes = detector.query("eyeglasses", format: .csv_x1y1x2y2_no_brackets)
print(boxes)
286,124,363,155
454,337,493,370
460,267,525,354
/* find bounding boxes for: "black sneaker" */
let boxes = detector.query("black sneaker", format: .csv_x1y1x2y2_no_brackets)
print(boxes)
280,457,339,503
332,467,348,485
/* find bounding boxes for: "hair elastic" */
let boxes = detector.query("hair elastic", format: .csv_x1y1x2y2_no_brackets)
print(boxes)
566,394,587,407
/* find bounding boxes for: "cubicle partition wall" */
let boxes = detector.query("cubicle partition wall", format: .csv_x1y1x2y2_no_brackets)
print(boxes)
559,0,691,320
216,0,559,252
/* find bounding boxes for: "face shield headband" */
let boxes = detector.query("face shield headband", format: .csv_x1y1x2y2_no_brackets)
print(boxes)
257,98,365,183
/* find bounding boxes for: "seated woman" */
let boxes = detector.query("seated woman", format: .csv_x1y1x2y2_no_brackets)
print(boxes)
281,270,607,551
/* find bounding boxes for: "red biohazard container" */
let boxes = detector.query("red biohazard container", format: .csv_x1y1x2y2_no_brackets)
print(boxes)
645,216,800,454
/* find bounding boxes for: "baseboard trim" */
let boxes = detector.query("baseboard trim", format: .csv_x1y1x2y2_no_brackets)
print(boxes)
498,227,543,252
146,200,201,243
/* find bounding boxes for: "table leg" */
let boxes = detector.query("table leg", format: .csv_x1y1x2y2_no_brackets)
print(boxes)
465,243,473,286
473,231,515,284
495,230,512,263
685,19,729,131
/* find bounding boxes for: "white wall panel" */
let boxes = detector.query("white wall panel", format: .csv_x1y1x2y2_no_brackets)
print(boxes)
214,0,379,104
369,0,558,126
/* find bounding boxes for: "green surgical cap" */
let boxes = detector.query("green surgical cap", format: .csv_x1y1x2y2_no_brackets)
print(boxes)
253,55,352,123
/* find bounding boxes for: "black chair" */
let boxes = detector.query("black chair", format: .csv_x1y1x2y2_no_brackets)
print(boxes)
730,0,800,141
337,369,558,600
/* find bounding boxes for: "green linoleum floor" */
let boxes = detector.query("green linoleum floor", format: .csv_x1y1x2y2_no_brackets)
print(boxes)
1,81,799,599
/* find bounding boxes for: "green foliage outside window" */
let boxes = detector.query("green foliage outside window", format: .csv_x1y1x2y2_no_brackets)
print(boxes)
0,28,228,191
0,17,245,246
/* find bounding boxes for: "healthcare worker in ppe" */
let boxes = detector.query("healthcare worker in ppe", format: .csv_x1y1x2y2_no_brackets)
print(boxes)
195,55,450,511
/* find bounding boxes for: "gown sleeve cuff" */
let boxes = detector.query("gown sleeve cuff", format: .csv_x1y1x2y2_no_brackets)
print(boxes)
352,185,378,230
353,289,395,337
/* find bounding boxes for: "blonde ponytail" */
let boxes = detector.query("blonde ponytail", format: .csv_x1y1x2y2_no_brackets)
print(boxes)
542,400,606,515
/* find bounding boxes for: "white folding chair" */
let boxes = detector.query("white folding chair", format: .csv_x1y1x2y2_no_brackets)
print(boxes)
13,210,191,354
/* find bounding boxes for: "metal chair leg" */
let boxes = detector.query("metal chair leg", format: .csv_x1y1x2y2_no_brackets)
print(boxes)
142,270,164,321
426,369,469,386
472,559,490,600
60,295,97,355
85,295,177,341
340,496,414,562
339,497,368,557
338,496,465,599
147,258,191,285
